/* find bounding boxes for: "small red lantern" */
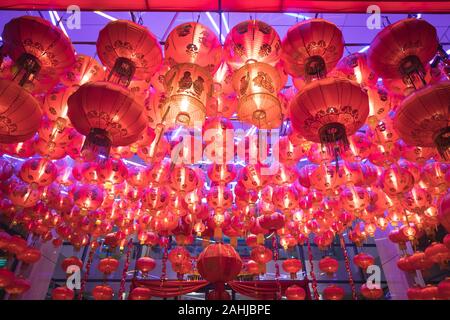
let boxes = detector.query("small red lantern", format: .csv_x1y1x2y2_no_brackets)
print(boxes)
285,285,306,300
4,277,31,295
437,278,450,300
61,256,83,273
129,287,152,300
319,256,339,276
17,247,41,264
353,252,375,271
282,258,302,279
52,286,74,300
136,257,156,274
98,257,119,275
323,285,345,300
360,283,383,300
0,269,14,288
92,285,114,300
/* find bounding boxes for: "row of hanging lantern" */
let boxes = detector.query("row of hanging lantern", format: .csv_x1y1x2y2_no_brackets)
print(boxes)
0,13,448,300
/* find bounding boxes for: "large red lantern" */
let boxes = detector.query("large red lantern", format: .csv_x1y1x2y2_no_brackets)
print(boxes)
282,258,302,279
96,20,162,85
353,252,375,270
98,257,119,275
337,52,377,89
281,19,344,80
290,77,369,159
360,284,383,300
136,257,156,274
0,79,42,143
17,247,41,264
67,81,146,160
129,287,151,300
1,15,75,88
197,243,242,284
4,278,30,296
164,22,222,74
393,81,450,160
368,18,438,89
224,20,281,71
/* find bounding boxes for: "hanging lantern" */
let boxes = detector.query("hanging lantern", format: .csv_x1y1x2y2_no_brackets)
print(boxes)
393,81,450,160
19,157,57,188
92,285,114,300
52,286,75,300
0,79,42,143
282,258,302,279
368,18,438,90
197,243,242,284
353,252,375,270
129,287,152,300
67,81,147,160
360,283,383,300
336,52,377,89
96,20,162,86
61,54,105,87
1,15,76,88
281,19,344,80
323,285,345,300
232,61,284,129
319,256,339,276
164,22,222,74
224,20,282,71
290,77,369,161
285,285,306,300
162,63,213,128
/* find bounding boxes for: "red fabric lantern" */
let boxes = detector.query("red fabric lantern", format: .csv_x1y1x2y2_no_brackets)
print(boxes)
129,287,152,300
337,52,377,89
61,256,83,273
281,19,344,80
319,256,339,276
353,253,375,270
224,20,281,71
61,54,105,87
285,285,306,300
52,286,74,300
4,278,30,295
425,242,449,265
67,82,147,160
323,285,345,300
393,81,450,160
368,18,438,87
136,257,156,274
19,157,57,188
197,243,243,283
98,257,119,275
97,20,162,85
92,285,114,300
438,278,450,300
0,79,42,143
290,77,369,159
0,268,14,288
360,283,383,300
250,245,273,264
282,259,302,279
17,247,41,264
164,22,222,74
1,15,75,88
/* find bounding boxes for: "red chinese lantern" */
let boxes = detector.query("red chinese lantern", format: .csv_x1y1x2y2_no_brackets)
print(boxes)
353,253,375,270
368,18,438,89
360,283,383,300
393,81,450,160
61,256,83,273
161,63,213,128
164,22,222,74
420,285,440,300
245,260,260,275
197,243,242,284
97,20,162,85
407,286,424,300
224,20,281,71
438,278,450,300
67,82,147,160
98,257,119,275
281,19,344,80
232,61,284,129
290,77,369,160
4,277,30,295
379,165,415,197
168,247,190,265
0,79,42,143
285,285,306,300
52,286,74,300
258,212,285,231
409,251,434,271
169,165,199,194
323,285,345,300
61,54,105,87
0,268,14,288
97,158,128,189
250,245,273,264
129,287,151,300
135,257,156,274
19,157,57,188
72,184,105,213
1,15,75,88
207,164,236,185
282,258,302,279
92,285,114,300
319,256,339,276
337,52,377,89
17,247,41,264
444,234,450,250
424,242,449,266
